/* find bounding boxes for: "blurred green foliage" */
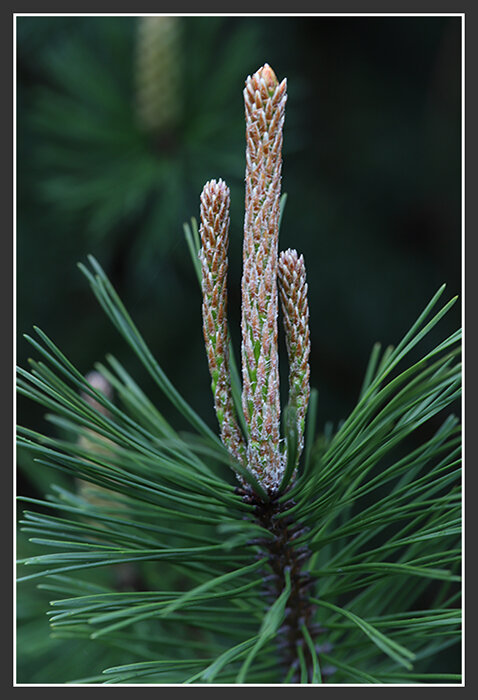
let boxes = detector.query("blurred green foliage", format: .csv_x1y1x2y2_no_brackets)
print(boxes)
17,14,461,500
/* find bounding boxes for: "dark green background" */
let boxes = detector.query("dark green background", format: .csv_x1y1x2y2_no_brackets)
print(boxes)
17,15,461,497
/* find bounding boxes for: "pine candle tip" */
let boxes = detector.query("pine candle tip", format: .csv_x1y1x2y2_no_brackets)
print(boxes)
258,63,278,89
202,177,228,194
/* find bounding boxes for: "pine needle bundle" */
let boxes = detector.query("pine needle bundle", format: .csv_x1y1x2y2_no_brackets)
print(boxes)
17,63,461,686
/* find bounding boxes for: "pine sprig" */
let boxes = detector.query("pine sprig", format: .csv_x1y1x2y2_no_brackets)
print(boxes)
16,274,460,682
17,61,461,684
17,270,461,682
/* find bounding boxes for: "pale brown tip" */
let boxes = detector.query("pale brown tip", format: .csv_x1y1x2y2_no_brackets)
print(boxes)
259,63,278,89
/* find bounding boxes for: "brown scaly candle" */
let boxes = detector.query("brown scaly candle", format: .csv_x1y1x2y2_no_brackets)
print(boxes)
241,64,288,491
199,179,247,468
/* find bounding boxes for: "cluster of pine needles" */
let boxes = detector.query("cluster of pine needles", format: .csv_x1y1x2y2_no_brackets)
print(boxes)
17,223,461,684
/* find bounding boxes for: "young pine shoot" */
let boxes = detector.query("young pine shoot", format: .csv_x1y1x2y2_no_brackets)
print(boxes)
17,64,461,685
